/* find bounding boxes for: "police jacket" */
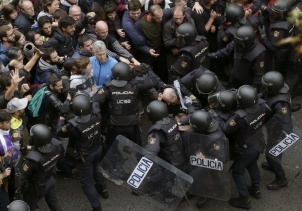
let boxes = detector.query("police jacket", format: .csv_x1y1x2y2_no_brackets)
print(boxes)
232,42,266,88
93,78,153,126
263,91,292,133
19,139,62,184
145,116,185,166
57,113,102,155
174,37,209,76
222,98,271,146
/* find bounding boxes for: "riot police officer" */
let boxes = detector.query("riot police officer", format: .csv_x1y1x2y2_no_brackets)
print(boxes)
210,26,266,90
19,124,63,211
93,62,154,147
260,71,291,190
57,93,107,211
222,85,271,209
208,89,237,128
180,69,225,108
217,3,261,47
185,110,227,208
259,1,298,94
169,23,209,82
145,100,185,168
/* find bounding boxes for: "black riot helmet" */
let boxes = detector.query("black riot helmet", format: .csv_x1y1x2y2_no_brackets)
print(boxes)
208,90,237,112
269,0,291,22
112,62,131,85
72,93,92,123
225,3,245,23
234,26,256,51
195,72,218,95
261,71,286,96
236,85,258,109
175,23,198,47
7,200,30,211
189,110,218,133
30,124,53,153
146,100,169,123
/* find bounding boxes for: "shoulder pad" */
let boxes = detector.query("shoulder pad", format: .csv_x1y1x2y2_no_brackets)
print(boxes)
68,118,78,127
234,109,247,118
104,81,112,87
25,150,42,163
195,35,207,42
51,138,62,146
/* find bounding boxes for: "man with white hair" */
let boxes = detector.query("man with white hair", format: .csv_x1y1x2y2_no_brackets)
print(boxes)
14,0,35,34
89,40,118,89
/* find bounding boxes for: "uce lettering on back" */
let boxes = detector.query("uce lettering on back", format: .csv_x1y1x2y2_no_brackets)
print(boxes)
127,157,153,188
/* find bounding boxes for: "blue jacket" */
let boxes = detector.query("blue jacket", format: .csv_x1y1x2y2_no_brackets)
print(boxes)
90,55,118,89
0,43,9,67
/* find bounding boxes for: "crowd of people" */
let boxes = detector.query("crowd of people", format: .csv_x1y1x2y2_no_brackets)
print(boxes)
0,0,301,210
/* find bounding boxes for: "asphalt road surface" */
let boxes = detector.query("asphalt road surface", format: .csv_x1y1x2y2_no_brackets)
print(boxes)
38,95,302,211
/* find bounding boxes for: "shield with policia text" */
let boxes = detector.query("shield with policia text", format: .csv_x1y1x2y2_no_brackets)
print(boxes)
244,115,299,155
98,135,193,210
182,131,231,201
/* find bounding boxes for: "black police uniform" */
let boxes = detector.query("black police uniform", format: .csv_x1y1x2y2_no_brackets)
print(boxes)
180,69,225,108
145,115,185,167
217,15,260,47
93,78,153,146
57,113,105,210
170,36,209,80
222,99,271,198
19,139,63,211
262,21,296,91
262,89,292,181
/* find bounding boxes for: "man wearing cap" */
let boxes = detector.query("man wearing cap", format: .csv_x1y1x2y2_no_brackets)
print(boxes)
6,97,30,148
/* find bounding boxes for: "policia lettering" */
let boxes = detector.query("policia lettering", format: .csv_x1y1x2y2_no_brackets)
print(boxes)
269,133,299,156
190,156,223,171
127,157,153,188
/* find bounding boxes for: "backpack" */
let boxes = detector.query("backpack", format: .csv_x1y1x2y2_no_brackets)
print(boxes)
27,86,50,118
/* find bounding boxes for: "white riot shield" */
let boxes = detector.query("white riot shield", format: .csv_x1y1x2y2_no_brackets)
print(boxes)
182,132,231,201
98,135,193,211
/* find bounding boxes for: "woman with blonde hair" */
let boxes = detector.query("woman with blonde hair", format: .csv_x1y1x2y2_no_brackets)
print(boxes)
70,57,97,97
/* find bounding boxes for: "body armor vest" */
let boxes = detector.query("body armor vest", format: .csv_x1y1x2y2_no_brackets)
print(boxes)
25,139,61,184
148,117,184,166
106,82,139,126
234,99,270,144
233,43,266,81
68,114,101,154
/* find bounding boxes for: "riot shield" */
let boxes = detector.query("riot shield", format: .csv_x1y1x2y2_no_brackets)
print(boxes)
244,116,299,156
98,135,193,211
182,132,231,201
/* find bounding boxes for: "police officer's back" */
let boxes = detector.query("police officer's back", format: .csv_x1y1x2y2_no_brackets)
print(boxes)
93,62,154,147
145,100,185,168
222,85,271,209
19,124,63,211
57,93,106,211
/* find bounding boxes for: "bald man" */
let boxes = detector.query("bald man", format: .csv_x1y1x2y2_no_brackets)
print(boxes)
88,21,140,66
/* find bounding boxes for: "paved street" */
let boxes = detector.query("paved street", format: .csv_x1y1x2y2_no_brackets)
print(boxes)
39,95,302,211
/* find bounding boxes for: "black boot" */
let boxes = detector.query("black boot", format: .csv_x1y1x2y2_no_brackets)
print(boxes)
261,162,273,172
96,182,109,199
267,178,288,190
248,184,261,199
229,196,251,210
196,196,208,208
92,207,102,211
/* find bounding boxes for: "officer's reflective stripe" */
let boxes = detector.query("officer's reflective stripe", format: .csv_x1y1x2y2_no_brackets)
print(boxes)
127,157,153,188
190,156,223,171
269,133,299,156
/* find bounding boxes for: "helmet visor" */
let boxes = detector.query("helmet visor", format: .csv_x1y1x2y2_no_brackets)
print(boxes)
208,92,221,109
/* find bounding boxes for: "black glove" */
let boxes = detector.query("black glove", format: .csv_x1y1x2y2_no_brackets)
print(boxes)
258,26,266,39
19,141,27,152
208,53,217,59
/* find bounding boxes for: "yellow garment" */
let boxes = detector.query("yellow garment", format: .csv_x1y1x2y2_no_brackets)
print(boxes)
10,117,22,130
